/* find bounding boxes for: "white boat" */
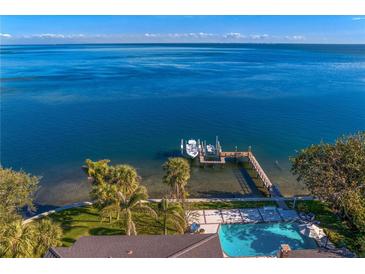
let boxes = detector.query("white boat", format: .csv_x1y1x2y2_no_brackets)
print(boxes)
206,144,216,155
185,139,199,159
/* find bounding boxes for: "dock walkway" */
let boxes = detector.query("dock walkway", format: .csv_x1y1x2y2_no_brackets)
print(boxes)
199,148,274,195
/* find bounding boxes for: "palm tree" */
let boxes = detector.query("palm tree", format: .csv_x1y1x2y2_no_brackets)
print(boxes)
118,186,157,236
158,198,186,235
110,164,140,197
0,220,35,258
162,157,190,201
33,219,63,257
84,160,139,197
83,159,110,184
84,160,142,222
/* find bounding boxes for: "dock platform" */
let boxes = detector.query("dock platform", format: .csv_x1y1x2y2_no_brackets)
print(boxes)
198,146,273,192
181,137,275,195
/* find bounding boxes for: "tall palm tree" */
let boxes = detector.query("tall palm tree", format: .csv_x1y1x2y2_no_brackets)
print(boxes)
83,159,110,184
118,186,157,236
84,160,142,222
158,198,186,235
33,219,63,257
102,165,141,221
0,220,35,258
83,160,140,197
162,157,190,201
110,164,140,197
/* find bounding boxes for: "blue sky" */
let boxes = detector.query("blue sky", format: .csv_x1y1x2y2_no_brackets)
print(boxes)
1,16,365,44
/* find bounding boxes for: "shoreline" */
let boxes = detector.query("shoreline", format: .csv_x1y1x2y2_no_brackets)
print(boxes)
25,196,314,222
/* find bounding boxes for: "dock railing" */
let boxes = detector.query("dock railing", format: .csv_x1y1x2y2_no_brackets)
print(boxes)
218,151,273,190
197,142,273,192
247,151,273,190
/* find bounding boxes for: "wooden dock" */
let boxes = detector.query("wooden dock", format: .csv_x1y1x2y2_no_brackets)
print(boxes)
220,151,249,158
183,137,274,193
199,155,226,164
198,148,273,191
246,152,273,190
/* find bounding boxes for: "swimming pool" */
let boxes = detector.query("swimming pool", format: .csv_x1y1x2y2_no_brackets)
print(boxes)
218,222,318,257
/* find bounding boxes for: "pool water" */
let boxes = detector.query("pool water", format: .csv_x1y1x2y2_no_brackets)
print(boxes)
218,222,318,257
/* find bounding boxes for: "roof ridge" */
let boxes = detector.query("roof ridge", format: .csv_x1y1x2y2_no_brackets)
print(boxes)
47,247,62,258
168,234,218,258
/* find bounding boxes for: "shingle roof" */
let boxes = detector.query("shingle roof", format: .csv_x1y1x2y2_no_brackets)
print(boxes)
45,234,223,258
286,249,350,258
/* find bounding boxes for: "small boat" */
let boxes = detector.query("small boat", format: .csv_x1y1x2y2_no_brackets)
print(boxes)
205,144,216,155
185,139,199,159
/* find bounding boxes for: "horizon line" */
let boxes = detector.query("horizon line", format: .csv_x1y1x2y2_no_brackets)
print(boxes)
1,42,365,46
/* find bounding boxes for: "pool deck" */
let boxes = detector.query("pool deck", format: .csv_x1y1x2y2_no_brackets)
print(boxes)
194,208,355,257
194,206,299,233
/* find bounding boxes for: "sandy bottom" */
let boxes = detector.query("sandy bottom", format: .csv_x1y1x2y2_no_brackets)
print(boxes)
35,160,308,207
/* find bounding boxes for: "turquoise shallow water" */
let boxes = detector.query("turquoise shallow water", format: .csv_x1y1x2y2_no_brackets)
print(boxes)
218,222,318,257
1,44,365,205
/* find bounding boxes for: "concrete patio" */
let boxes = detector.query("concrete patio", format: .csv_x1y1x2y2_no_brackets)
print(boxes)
239,208,263,223
204,210,224,223
191,207,301,231
221,209,243,223
259,207,282,222
277,208,299,221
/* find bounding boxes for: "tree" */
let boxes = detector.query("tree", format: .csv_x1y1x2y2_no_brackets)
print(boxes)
0,220,35,258
157,198,186,235
0,167,63,258
118,186,157,236
291,131,365,231
109,165,140,197
0,167,39,217
33,219,63,257
83,160,140,206
341,190,365,232
83,159,110,184
84,160,142,223
162,157,190,201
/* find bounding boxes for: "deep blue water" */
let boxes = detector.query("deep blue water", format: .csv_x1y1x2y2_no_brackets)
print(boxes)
218,222,318,257
1,44,365,205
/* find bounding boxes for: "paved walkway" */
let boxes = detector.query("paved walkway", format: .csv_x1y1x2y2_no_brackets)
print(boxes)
24,196,312,223
23,201,93,224
149,196,314,203
191,206,300,233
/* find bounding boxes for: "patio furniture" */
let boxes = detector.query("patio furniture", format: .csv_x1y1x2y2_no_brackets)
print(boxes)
190,222,200,233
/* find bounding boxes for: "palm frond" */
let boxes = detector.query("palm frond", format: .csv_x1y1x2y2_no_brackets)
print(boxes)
136,205,157,218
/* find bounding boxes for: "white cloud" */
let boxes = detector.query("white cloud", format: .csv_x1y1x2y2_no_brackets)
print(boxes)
144,33,157,37
169,32,214,38
352,17,365,21
35,33,66,38
285,35,305,41
1,32,311,44
25,33,86,39
0,33,12,38
224,32,245,39
143,32,215,39
196,32,215,38
250,34,269,40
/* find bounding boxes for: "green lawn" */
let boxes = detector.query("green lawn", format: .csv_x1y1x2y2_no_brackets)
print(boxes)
47,205,165,247
287,200,364,257
46,199,364,256
47,200,277,247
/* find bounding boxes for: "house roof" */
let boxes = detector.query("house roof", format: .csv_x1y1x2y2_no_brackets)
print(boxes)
285,249,352,258
45,233,223,258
